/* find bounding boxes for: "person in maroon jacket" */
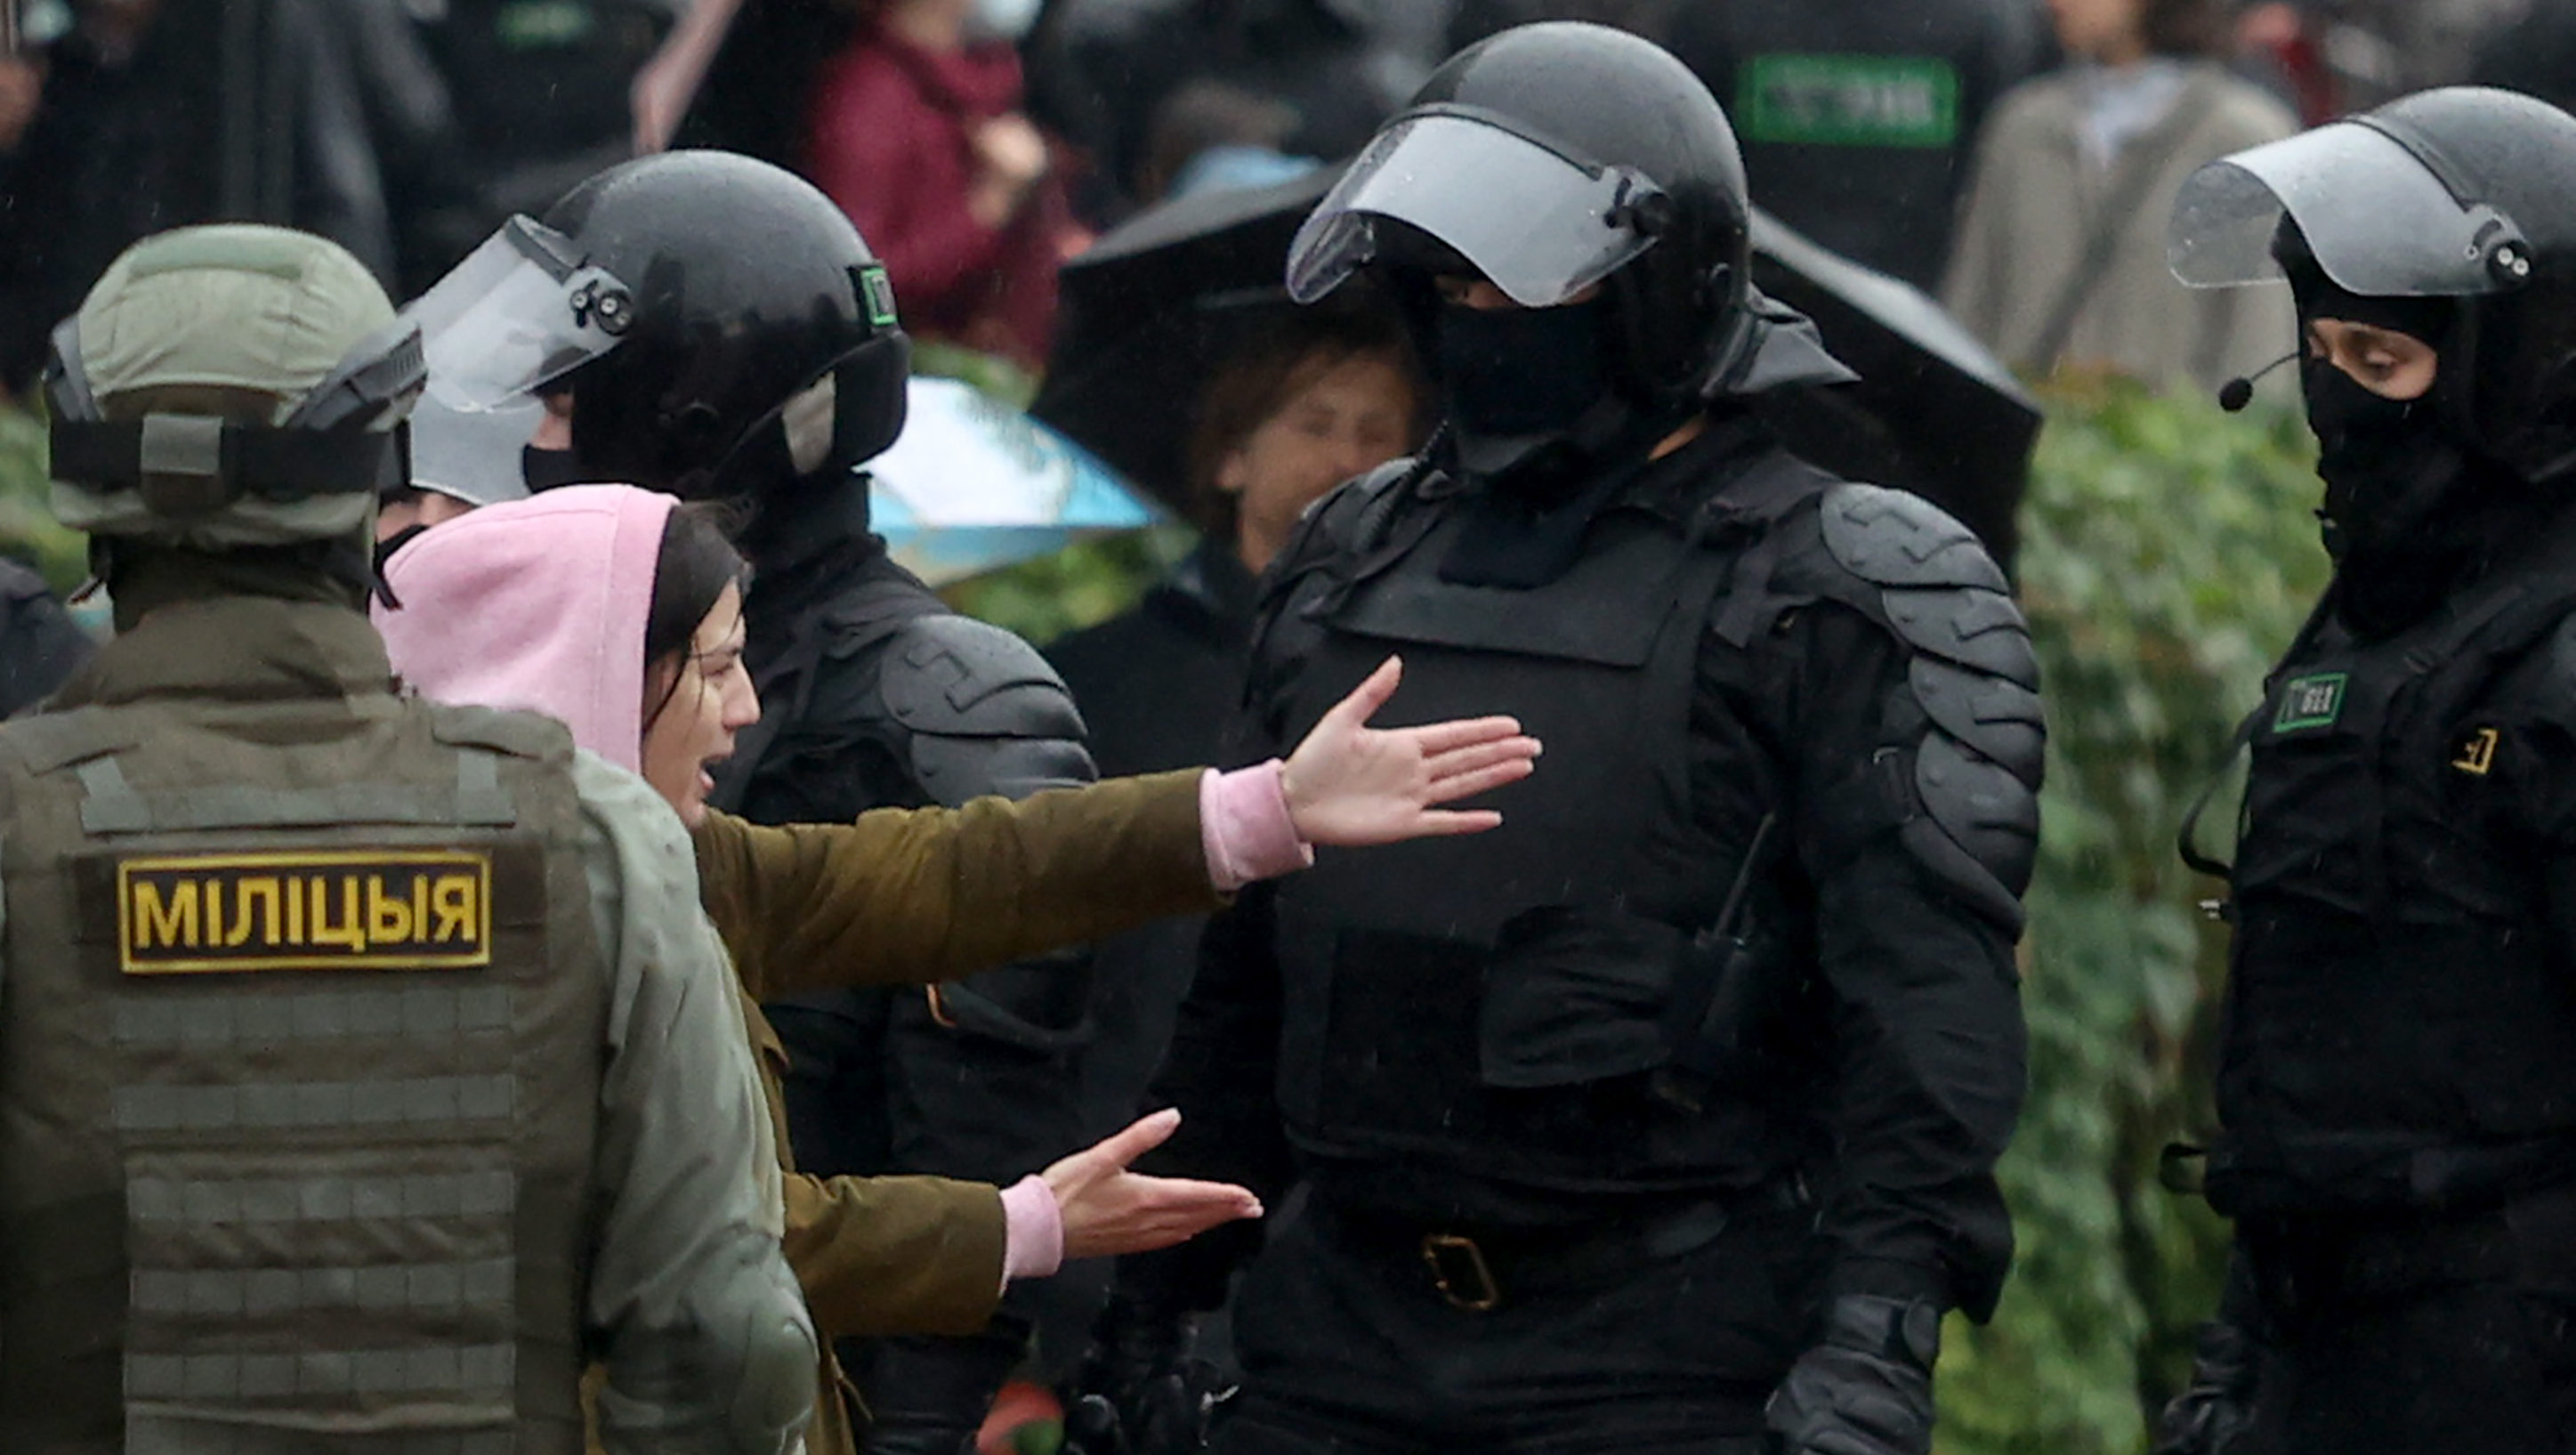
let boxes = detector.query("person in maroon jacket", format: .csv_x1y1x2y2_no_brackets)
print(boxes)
803,0,1076,370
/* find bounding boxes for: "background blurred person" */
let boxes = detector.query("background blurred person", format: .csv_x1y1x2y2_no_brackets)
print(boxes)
1132,78,1316,204
0,0,454,393
1033,0,1414,223
1047,298,1420,1232
1943,0,2297,392
804,0,1078,370
1657,0,2049,293
2471,2,2576,117
398,0,689,293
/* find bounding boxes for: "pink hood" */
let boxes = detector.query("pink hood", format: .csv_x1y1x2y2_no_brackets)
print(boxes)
374,484,674,773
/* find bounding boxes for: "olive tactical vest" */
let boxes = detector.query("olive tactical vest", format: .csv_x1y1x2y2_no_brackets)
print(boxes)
0,690,609,1455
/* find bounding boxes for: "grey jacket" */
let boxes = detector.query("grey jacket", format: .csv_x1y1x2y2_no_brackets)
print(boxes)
1942,61,2299,393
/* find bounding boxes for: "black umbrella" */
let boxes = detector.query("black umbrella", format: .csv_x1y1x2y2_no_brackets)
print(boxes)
1033,168,2041,562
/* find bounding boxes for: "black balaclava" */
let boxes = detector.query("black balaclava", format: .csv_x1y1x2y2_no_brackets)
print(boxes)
521,443,592,493
1434,295,1612,455
1429,287,1706,588
2287,257,2542,635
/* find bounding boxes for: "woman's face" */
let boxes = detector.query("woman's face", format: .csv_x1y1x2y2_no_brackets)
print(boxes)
640,580,759,829
1220,352,1417,571
2046,0,2148,61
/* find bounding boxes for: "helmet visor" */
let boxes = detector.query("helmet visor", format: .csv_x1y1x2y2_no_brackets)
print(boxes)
2168,121,2532,297
1286,111,1664,308
408,390,537,507
403,216,635,413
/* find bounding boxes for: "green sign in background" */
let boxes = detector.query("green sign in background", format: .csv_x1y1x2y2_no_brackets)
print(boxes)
1739,54,1961,149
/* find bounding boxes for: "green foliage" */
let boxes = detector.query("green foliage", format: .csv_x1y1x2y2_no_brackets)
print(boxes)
0,400,88,593
942,525,1195,646
1936,378,2330,1455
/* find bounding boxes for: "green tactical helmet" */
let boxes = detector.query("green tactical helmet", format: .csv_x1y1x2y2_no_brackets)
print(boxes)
42,225,424,550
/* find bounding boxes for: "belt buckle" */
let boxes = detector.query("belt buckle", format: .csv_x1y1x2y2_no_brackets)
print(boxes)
1420,1233,1501,1312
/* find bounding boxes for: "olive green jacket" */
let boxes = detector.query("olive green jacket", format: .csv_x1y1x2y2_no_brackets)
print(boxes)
692,769,1223,1451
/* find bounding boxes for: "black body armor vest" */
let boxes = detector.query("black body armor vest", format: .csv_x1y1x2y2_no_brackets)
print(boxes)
1255,451,1839,1222
2215,521,2576,1216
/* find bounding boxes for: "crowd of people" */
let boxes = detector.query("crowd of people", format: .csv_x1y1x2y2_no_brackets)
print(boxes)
10,4,2576,1455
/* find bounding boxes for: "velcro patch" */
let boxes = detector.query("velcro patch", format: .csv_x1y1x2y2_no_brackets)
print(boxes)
2273,672,2348,733
118,850,492,975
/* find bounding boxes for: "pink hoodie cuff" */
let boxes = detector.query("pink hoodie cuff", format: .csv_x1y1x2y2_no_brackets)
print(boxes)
998,1175,1064,1287
1200,762,1314,893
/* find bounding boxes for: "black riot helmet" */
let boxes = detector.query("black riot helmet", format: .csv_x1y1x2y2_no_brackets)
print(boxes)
417,150,913,505
2170,86,2576,485
1287,23,1829,478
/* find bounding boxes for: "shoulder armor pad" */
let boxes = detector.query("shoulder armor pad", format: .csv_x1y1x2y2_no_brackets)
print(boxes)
1908,733,2041,926
1821,483,2010,594
883,613,1095,804
1808,487,2043,932
1884,587,2040,690
427,702,571,761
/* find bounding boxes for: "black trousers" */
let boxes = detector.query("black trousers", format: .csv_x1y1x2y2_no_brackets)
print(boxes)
1207,1194,1805,1455
2244,1195,2576,1454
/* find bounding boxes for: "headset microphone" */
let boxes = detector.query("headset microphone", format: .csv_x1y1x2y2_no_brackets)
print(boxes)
2218,352,2301,412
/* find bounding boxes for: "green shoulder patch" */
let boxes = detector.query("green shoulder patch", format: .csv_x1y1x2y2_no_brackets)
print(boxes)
2273,672,2349,733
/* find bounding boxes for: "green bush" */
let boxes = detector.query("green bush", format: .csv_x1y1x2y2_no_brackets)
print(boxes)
1937,377,2329,1455
0,400,88,593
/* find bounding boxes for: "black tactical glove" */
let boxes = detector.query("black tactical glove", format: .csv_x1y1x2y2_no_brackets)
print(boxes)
1060,1295,1226,1455
857,1334,1027,1455
2152,1252,2271,1455
1765,1295,1942,1455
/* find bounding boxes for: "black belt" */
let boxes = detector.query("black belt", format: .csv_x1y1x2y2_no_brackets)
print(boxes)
1314,1189,1781,1313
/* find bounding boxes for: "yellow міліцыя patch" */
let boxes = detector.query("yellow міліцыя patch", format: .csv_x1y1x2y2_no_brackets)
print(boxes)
117,849,492,974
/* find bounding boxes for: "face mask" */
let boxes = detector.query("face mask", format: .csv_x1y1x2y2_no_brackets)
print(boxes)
1434,297,1610,449
961,0,1043,44
2302,355,2467,563
521,444,593,493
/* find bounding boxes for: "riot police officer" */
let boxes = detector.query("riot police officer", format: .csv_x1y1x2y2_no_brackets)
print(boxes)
0,224,813,1453
1068,22,2039,1455
416,151,1102,1453
2156,86,2576,1455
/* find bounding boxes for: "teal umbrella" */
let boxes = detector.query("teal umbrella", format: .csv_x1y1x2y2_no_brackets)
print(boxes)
868,377,1165,586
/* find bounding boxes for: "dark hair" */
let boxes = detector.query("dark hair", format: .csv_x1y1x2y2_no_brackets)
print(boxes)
642,500,751,724
2144,0,2230,58
1183,301,1420,537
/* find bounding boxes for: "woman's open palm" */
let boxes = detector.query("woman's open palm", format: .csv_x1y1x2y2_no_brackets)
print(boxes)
1281,656,1540,847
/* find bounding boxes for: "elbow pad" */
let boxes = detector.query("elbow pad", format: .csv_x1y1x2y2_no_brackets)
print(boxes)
723,1253,819,1455
597,1242,818,1455
1821,484,2044,933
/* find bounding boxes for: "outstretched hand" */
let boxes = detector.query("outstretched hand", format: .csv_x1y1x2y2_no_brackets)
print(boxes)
1045,1110,1264,1262
1280,657,1540,847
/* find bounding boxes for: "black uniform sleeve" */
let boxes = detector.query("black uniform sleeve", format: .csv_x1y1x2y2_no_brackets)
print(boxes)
1750,602,2026,1318
1722,487,2038,1322
1112,880,1299,1315
867,614,1102,1186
